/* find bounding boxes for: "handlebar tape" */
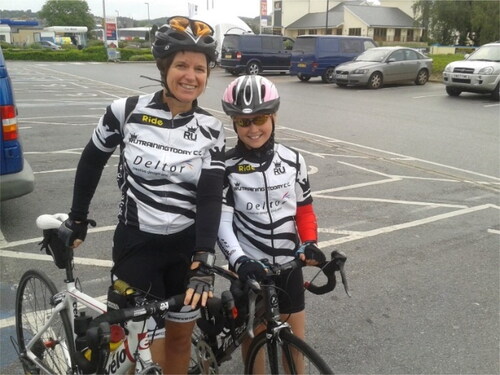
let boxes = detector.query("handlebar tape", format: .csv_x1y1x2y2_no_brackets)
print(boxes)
304,250,347,295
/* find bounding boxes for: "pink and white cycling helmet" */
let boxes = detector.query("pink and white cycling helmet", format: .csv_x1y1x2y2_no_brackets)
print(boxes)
221,75,280,116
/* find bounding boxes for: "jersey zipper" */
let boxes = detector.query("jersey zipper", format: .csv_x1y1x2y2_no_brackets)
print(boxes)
260,163,276,264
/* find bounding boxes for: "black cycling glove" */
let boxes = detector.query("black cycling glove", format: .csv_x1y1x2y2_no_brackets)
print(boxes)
58,218,96,247
296,242,326,264
186,267,214,295
235,256,267,282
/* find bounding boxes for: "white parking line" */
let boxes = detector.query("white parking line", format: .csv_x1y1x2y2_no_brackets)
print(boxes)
318,204,499,247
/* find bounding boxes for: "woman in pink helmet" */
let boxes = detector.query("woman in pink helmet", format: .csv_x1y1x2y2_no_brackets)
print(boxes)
219,75,325,370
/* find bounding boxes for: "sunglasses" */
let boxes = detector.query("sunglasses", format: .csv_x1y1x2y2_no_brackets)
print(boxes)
167,16,214,37
233,115,271,128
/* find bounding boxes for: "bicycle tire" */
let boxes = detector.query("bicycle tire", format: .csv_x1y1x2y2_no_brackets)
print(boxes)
244,329,333,374
15,269,76,374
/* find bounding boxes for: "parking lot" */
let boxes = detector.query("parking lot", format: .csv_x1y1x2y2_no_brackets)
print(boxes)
1,61,499,374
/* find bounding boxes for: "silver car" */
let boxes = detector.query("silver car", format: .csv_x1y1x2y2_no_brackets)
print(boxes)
334,46,432,89
443,42,500,101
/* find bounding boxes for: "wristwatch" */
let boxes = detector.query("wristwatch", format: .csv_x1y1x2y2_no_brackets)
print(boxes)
192,252,216,268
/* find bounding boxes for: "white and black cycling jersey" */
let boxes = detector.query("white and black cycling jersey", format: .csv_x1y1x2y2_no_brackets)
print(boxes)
218,143,312,265
92,90,225,235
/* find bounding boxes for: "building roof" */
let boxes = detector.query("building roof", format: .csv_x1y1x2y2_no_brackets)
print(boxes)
287,11,344,29
345,4,419,28
286,2,421,30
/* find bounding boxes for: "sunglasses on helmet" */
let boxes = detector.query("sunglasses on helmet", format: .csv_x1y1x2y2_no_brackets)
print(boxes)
233,115,271,128
167,16,214,37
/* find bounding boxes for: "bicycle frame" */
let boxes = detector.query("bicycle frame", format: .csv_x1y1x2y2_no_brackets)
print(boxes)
21,273,161,374
191,266,292,371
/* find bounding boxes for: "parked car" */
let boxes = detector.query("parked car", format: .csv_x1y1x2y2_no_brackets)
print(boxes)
289,35,377,83
334,46,432,89
36,41,61,50
442,42,500,101
220,33,295,75
0,47,34,201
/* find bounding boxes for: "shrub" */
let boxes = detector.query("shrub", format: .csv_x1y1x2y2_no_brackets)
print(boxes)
0,41,15,49
129,54,154,61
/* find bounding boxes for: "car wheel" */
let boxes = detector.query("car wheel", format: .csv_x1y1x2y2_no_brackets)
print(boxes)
321,67,335,83
415,69,429,85
491,82,499,101
246,62,261,75
446,86,462,97
297,74,311,82
209,60,217,69
367,72,383,89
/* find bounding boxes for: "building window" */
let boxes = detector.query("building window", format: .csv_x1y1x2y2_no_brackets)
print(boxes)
308,29,317,35
326,28,333,35
298,29,306,36
394,29,401,42
407,29,414,42
374,28,387,41
349,28,361,36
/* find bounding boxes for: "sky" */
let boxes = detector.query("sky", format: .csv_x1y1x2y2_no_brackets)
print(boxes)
2,0,270,20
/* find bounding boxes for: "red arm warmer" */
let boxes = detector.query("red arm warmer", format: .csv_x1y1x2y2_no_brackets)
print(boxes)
296,203,318,243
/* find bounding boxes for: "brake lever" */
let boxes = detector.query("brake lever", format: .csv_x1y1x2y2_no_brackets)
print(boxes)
337,257,351,297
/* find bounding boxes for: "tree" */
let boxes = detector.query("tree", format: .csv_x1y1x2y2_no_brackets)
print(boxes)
38,0,95,32
412,0,499,46
471,1,500,45
412,0,432,42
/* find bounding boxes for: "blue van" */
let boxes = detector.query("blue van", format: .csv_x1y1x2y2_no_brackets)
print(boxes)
0,47,34,200
221,34,295,76
289,35,377,83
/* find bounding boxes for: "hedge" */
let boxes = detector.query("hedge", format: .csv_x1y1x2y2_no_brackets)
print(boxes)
2,46,152,62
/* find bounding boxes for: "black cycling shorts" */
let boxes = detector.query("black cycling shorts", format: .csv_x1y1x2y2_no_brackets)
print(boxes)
275,267,305,314
111,222,195,301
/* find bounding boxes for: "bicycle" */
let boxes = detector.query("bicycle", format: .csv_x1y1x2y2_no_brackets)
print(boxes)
12,213,186,375
189,251,350,374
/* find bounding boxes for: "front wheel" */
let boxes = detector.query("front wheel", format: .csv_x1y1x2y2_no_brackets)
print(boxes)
446,86,462,97
321,67,335,83
15,270,75,375
245,329,333,374
368,72,383,89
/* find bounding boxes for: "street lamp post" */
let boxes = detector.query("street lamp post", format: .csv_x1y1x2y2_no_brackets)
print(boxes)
145,2,151,45
102,0,107,46
325,0,330,34
115,10,119,42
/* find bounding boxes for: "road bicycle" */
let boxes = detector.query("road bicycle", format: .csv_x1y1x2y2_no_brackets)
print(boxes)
12,213,186,375
189,251,350,374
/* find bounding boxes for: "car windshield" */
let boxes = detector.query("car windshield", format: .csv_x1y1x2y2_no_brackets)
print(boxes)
355,48,390,62
468,45,500,62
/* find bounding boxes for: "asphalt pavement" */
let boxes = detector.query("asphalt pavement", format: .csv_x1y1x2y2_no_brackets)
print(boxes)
1,62,499,374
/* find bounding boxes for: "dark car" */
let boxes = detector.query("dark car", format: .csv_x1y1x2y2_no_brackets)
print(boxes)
289,35,377,83
220,34,295,76
0,47,34,201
